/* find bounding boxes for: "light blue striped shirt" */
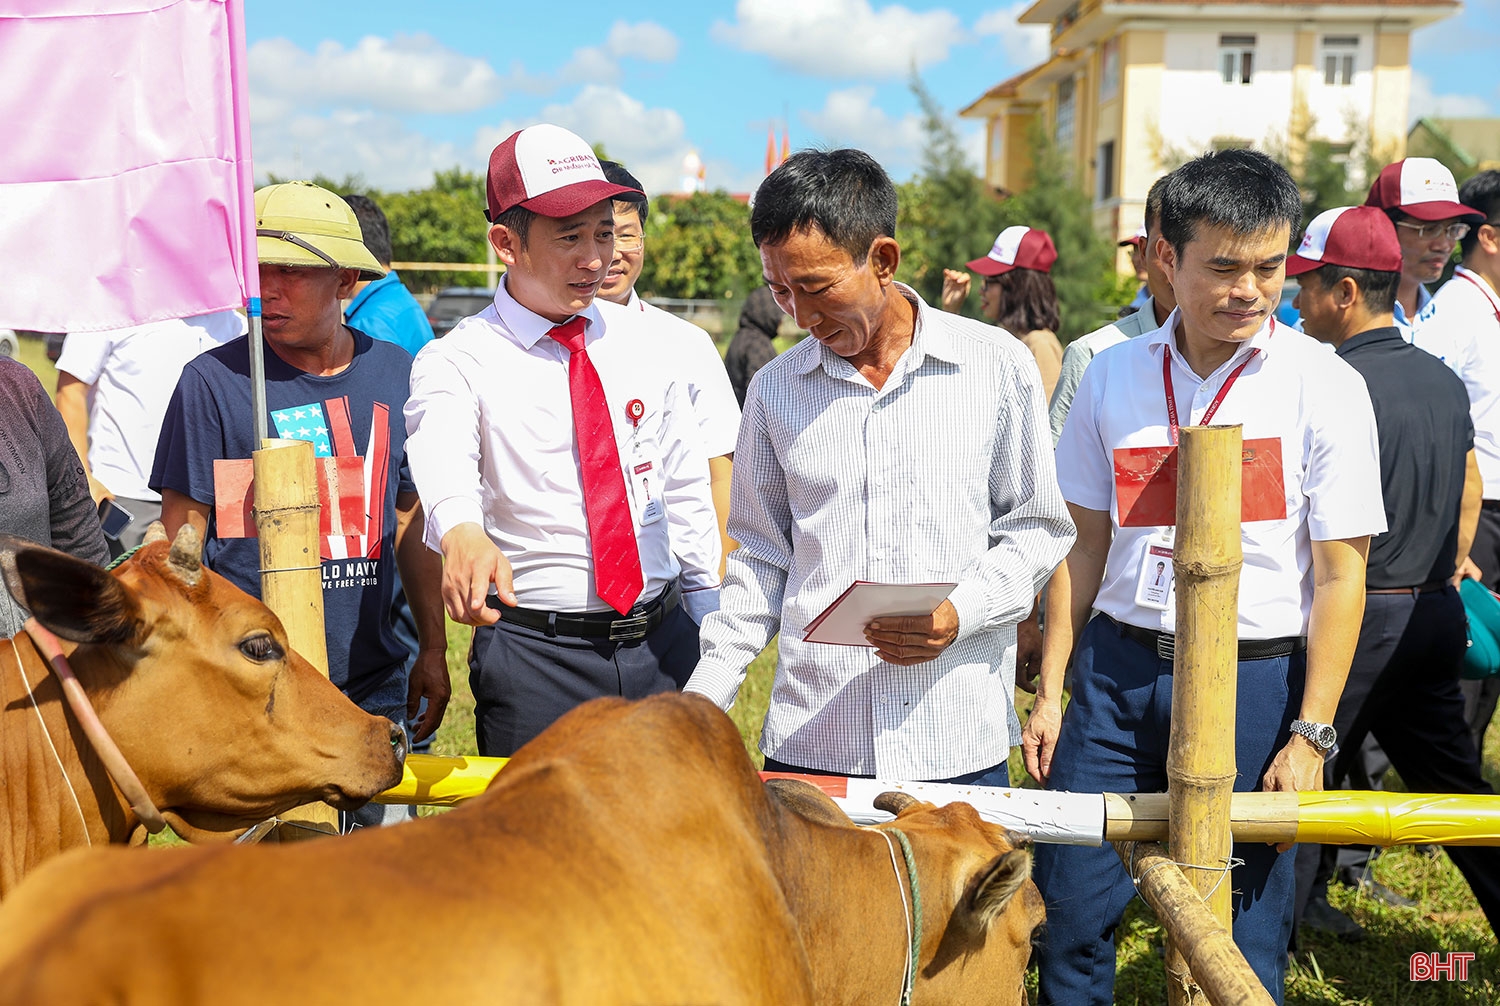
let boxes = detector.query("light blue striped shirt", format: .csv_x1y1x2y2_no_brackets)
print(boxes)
686,286,1075,779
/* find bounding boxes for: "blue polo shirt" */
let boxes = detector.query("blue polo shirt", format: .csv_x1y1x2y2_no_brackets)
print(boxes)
345,271,434,357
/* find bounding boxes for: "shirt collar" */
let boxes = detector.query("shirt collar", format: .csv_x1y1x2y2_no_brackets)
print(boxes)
1456,265,1500,312
345,271,397,317
1145,306,1277,365
494,274,603,350
1334,325,1404,358
792,283,951,377
624,288,646,313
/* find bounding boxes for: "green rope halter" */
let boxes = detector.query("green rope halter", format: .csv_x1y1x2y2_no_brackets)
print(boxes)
105,543,145,571
890,827,922,1006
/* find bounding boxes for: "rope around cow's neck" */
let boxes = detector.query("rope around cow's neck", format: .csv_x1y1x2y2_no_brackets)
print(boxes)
22,618,167,834
6,636,91,845
878,827,922,1006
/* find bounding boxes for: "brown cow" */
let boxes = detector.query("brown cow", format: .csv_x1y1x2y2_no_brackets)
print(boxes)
0,521,405,897
0,692,1041,1005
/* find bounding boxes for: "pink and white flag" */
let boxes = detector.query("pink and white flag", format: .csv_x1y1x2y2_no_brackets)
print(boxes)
0,0,258,333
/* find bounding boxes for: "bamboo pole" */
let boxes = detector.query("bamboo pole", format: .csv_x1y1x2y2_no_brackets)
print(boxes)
253,437,337,839
1115,842,1275,1006
1166,424,1244,1004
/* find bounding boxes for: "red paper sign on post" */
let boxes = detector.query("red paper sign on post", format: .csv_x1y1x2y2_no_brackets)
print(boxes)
212,457,368,539
1113,437,1288,528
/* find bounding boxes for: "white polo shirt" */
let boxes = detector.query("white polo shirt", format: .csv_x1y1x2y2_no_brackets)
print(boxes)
404,279,721,620
1416,266,1500,498
1055,310,1385,639
624,290,741,458
55,310,245,500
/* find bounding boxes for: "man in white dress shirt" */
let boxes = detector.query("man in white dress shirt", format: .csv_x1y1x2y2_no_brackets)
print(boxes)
596,160,741,576
54,310,244,556
404,124,721,757
1028,149,1385,1004
685,148,1075,785
1419,169,1500,745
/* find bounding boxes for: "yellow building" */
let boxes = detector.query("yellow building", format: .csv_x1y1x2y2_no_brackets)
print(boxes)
960,0,1460,263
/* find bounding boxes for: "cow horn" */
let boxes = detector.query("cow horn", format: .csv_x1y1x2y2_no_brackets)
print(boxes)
142,522,169,546
874,791,921,816
167,514,205,586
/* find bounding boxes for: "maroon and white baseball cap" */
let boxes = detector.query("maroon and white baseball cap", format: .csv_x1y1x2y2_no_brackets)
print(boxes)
1285,205,1402,277
1364,157,1483,222
1118,225,1147,248
966,226,1058,276
485,124,642,222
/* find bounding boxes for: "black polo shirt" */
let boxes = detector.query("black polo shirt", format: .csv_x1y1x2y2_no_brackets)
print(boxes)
1336,326,1474,588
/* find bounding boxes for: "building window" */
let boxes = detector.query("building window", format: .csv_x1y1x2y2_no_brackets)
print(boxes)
1098,140,1117,201
1100,37,1121,100
989,121,1004,176
1322,36,1357,86
1220,34,1256,85
1056,77,1076,148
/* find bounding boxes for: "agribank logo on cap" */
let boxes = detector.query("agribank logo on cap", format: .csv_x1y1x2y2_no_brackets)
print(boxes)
486,123,642,222
966,225,1059,276
1364,157,1483,222
1285,205,1403,277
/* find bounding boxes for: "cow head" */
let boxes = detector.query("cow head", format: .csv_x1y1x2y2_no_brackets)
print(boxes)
766,779,1044,1006
0,519,406,840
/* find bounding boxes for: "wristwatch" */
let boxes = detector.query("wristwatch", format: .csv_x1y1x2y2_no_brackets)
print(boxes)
1289,719,1338,753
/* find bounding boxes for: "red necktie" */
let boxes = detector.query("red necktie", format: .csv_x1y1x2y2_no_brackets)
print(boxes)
549,317,644,615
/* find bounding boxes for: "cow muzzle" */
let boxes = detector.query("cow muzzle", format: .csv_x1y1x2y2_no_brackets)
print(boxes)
389,719,408,767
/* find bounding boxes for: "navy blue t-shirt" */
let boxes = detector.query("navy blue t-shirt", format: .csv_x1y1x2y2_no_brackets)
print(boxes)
150,329,416,702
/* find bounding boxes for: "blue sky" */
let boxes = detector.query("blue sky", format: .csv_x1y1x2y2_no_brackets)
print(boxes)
242,0,1500,197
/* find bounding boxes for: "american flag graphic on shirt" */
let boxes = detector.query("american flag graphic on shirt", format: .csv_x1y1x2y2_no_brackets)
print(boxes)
270,397,391,561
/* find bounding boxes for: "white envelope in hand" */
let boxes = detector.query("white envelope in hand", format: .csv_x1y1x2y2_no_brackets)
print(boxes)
803,581,958,646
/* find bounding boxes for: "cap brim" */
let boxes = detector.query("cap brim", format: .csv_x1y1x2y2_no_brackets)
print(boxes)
1284,255,1323,277
1118,237,1145,248
966,256,1014,277
257,233,386,280
517,180,644,219
1399,200,1486,222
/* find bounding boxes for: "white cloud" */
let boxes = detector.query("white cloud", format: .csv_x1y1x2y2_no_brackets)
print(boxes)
712,0,965,79
1409,72,1492,122
975,3,1050,68
249,34,506,115
801,87,926,168
250,108,465,191
474,85,699,197
558,21,681,86
605,21,679,63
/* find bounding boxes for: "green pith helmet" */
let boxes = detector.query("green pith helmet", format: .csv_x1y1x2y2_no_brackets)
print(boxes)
254,181,386,279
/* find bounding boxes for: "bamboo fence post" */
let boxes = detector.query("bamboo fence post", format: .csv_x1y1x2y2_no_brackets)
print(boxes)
253,437,338,839
1165,424,1243,1004
1115,841,1275,1006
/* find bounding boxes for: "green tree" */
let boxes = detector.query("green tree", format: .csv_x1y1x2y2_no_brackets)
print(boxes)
897,78,1117,338
1004,124,1119,338
379,168,492,291
636,191,761,301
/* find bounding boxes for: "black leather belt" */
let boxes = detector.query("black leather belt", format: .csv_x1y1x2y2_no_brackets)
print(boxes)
485,583,679,642
1367,580,1449,596
1105,615,1306,661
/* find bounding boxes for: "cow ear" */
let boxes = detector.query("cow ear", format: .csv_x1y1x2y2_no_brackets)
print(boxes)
0,539,142,645
968,849,1033,931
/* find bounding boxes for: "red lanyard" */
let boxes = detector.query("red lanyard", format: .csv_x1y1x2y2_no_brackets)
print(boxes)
1162,345,1259,446
1455,270,1500,323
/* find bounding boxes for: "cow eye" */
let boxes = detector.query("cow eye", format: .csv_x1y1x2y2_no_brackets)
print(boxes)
238,634,283,662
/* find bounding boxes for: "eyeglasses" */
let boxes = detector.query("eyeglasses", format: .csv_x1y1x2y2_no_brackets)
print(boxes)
1394,219,1471,242
614,234,644,252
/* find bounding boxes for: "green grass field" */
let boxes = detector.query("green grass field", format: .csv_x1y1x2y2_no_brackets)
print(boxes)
16,342,1497,1002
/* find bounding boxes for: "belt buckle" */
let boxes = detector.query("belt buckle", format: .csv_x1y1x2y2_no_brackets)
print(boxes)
608,614,653,642
1156,633,1176,661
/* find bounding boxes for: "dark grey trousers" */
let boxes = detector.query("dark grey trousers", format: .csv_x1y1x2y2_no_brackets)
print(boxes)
469,603,700,757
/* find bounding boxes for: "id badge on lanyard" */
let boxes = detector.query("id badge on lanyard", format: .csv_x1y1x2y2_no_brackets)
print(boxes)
624,399,664,526
1134,530,1175,610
